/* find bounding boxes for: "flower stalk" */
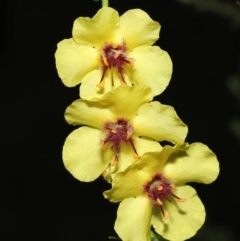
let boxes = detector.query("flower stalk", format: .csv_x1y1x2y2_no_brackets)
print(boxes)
102,0,109,7
55,5,220,241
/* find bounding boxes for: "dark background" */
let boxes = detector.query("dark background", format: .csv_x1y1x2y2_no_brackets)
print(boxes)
1,0,240,240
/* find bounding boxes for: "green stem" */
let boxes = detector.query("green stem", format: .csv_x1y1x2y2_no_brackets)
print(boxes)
101,0,109,7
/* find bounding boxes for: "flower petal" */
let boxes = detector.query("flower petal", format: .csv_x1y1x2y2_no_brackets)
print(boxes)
134,101,188,144
115,196,152,241
140,145,177,175
64,98,114,128
63,127,112,182
111,137,163,178
104,143,167,203
103,162,147,202
164,143,220,185
151,185,205,241
116,9,160,49
98,85,153,120
80,68,132,100
130,46,172,96
73,7,119,48
55,39,98,87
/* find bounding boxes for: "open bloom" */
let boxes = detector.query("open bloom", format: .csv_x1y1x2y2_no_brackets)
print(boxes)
104,143,219,241
55,7,172,99
62,86,187,182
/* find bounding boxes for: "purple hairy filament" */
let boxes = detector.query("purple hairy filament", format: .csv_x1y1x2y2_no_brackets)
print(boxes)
100,118,140,166
143,172,186,221
97,42,134,88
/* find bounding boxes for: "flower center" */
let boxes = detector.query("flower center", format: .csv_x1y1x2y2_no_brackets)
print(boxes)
143,173,186,221
97,42,134,88
100,118,140,166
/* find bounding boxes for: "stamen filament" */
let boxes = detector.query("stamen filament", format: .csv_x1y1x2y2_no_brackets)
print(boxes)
176,198,187,203
97,68,107,88
157,198,169,221
111,66,114,86
119,71,127,85
171,193,186,202
128,139,140,158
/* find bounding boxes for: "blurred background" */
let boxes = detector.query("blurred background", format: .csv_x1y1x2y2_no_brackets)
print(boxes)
1,0,240,240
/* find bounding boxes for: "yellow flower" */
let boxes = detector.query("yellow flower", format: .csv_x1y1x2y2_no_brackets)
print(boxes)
63,86,187,182
104,143,219,241
55,7,172,99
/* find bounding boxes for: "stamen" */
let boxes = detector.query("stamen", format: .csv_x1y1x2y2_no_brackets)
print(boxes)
171,193,186,202
119,71,127,85
127,59,134,68
96,68,107,88
101,141,106,150
176,198,187,203
126,131,130,140
103,57,109,66
111,66,114,86
142,172,186,222
132,152,141,158
101,118,136,166
157,199,168,221
170,184,177,191
162,211,169,221
96,79,105,88
129,139,140,158
100,43,135,87
114,52,120,59
111,155,119,166
157,185,163,191
157,198,163,206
